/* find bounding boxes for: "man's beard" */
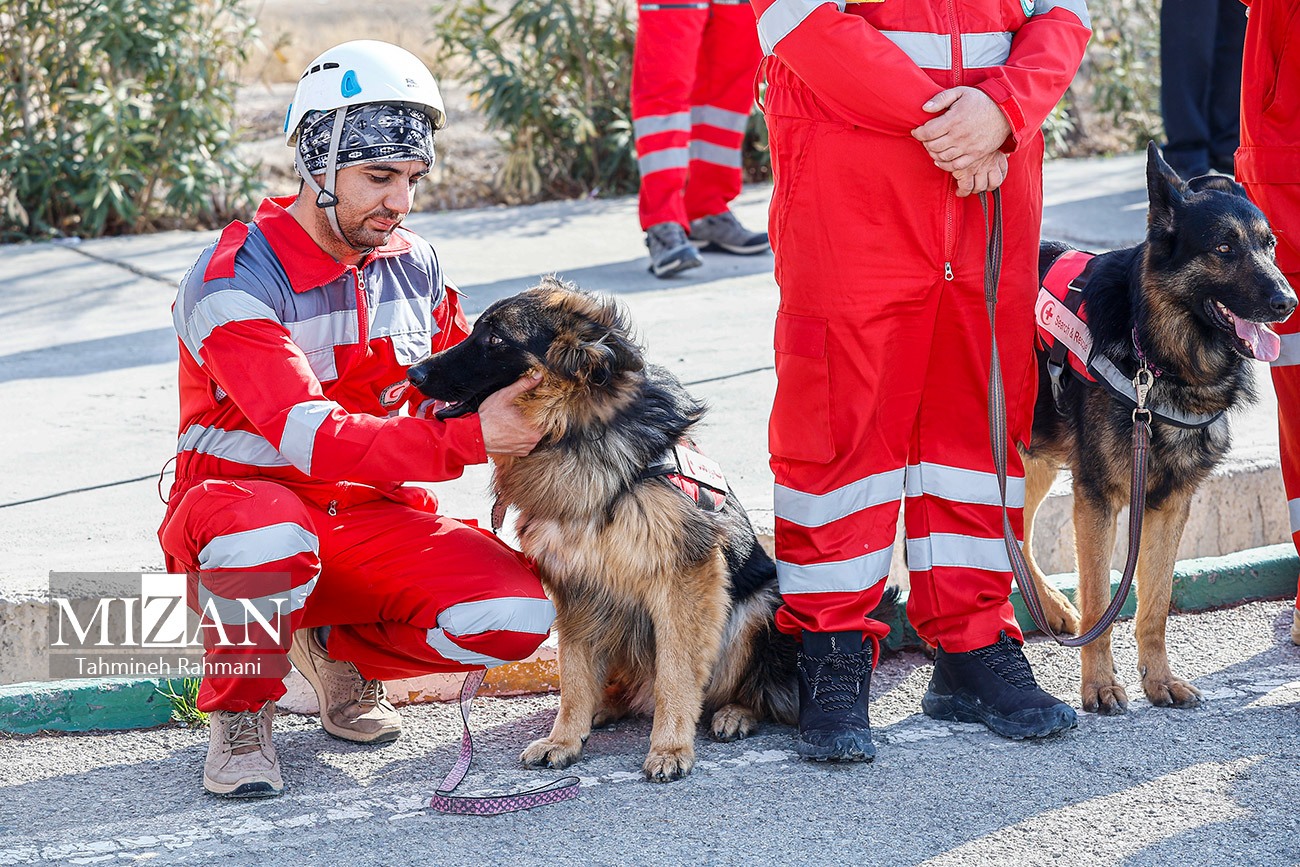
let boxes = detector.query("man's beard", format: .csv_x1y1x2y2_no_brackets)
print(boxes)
343,208,403,248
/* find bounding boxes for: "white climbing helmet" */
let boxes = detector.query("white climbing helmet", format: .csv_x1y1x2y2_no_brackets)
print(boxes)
283,40,446,253
283,40,446,145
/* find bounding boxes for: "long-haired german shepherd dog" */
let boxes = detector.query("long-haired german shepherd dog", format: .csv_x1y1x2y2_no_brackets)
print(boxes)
1022,143,1296,715
407,279,809,782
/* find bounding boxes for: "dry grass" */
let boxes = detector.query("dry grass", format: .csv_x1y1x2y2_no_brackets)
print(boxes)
239,0,444,86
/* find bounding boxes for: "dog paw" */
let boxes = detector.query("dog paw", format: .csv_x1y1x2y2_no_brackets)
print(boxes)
1040,592,1082,635
1143,677,1202,709
709,705,757,742
520,737,583,770
592,706,629,730
642,749,694,783
1047,605,1082,636
1081,680,1129,715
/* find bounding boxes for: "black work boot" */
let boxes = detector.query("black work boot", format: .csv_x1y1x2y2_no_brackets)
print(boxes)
795,630,875,762
921,631,1077,739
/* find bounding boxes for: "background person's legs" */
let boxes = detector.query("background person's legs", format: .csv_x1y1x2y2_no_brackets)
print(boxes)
682,0,761,224
1208,0,1246,174
632,1,709,232
1160,0,1217,178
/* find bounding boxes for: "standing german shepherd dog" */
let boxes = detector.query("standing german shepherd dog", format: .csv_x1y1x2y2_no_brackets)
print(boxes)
1022,143,1295,714
407,279,806,782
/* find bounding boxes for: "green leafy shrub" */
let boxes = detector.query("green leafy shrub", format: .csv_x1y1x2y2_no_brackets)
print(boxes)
1070,0,1163,153
439,0,639,202
438,0,769,203
0,0,262,240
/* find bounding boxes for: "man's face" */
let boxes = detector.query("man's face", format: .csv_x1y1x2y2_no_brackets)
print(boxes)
321,159,429,252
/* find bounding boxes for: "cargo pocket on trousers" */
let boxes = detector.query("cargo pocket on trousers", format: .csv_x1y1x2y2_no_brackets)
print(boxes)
770,312,835,464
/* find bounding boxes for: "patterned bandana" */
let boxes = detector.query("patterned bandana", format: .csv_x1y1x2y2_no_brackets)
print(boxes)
297,103,435,175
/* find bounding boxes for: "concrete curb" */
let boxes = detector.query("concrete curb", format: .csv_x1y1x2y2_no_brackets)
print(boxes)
878,543,1299,651
3,545,1295,735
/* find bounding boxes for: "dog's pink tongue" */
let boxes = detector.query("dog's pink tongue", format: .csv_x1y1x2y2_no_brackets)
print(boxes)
1236,319,1282,362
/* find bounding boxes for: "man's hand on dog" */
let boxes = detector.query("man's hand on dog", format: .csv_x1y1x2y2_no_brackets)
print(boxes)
478,373,544,456
912,86,1012,177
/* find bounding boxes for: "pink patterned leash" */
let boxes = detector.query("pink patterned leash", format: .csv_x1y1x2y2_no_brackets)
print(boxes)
428,668,581,815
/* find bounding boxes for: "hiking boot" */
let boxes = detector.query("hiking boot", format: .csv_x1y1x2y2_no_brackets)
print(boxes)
204,701,283,798
288,627,402,744
645,221,704,277
689,211,770,255
795,630,875,762
922,631,1077,739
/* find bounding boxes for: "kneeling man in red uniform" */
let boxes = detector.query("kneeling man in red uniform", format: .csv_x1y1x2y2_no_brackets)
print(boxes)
160,41,552,798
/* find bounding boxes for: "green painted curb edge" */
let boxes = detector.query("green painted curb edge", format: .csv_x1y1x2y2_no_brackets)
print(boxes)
2,546,1297,734
0,678,181,735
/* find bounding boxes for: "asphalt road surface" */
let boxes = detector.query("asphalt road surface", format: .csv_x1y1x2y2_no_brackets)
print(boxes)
3,600,1299,866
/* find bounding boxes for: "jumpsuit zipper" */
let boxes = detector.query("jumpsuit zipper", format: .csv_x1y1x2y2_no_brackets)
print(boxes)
941,0,965,282
329,266,368,521
336,265,372,380
354,268,370,350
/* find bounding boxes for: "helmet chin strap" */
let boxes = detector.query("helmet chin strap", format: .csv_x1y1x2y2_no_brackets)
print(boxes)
294,108,375,256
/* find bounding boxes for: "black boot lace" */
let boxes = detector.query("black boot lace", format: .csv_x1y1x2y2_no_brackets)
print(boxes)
800,642,873,712
966,633,1036,689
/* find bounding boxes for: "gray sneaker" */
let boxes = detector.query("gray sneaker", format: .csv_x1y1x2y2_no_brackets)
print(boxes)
288,627,402,744
204,701,283,798
646,222,704,278
689,211,770,255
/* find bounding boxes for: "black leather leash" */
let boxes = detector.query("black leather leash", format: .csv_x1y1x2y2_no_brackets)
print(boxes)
979,188,1150,647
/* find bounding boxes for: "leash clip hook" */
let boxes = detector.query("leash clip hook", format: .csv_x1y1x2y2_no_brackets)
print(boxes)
1132,363,1154,423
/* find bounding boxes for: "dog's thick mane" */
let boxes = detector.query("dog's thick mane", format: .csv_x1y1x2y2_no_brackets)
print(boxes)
498,286,706,525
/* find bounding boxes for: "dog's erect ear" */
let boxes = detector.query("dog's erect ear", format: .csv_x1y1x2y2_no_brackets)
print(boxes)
1146,141,1186,237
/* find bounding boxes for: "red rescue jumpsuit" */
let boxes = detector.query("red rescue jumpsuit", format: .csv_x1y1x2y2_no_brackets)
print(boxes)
632,0,763,230
1239,0,1300,614
159,197,554,713
753,0,1090,653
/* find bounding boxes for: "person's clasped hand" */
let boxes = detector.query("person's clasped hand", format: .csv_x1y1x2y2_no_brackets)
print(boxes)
912,86,1013,196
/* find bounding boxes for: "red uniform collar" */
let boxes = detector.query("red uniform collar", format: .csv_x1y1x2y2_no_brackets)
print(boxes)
253,195,413,294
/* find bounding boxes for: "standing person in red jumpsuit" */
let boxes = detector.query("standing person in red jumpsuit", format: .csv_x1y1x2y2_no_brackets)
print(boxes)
633,0,773,277
160,40,554,798
1238,0,1300,645
751,0,1091,760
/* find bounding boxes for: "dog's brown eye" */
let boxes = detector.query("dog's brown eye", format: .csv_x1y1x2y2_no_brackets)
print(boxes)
1215,244,1232,255
487,334,504,346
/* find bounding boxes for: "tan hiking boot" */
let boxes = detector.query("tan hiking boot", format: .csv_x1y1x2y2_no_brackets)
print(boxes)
204,701,283,798
1292,608,1300,646
288,627,402,744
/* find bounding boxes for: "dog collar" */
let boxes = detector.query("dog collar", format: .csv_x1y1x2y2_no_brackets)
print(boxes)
1088,354,1223,429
